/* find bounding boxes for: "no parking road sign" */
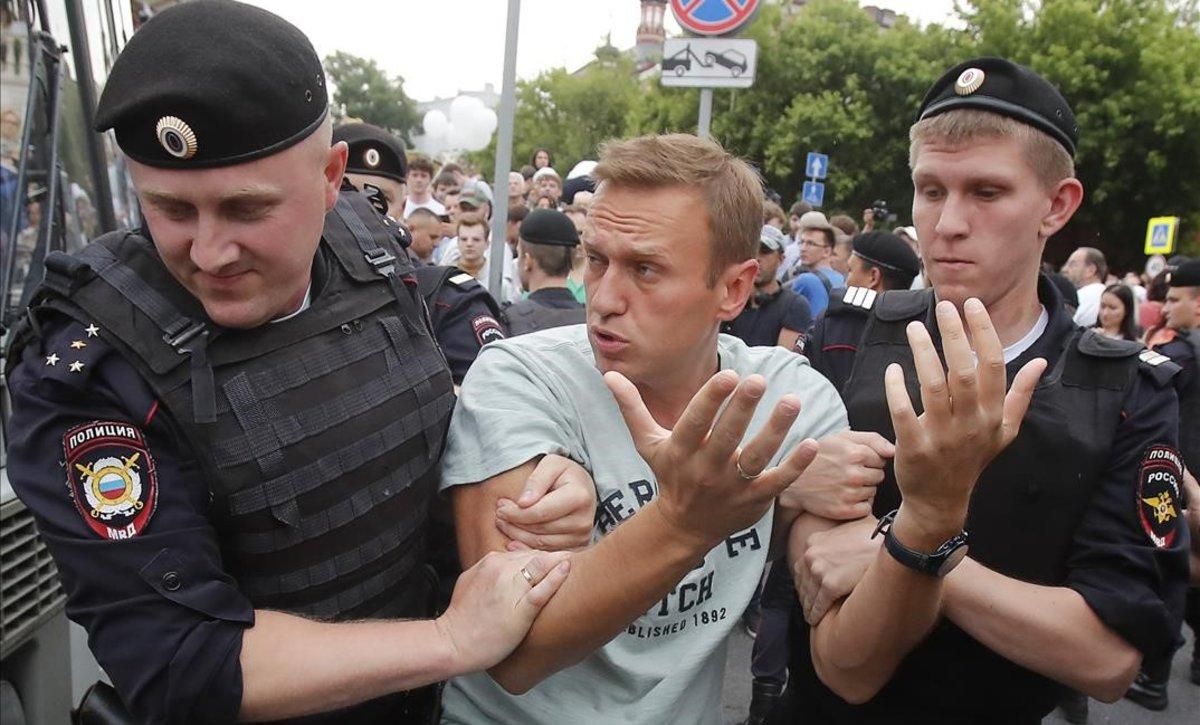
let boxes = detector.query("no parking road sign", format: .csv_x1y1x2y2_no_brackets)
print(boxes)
670,0,760,37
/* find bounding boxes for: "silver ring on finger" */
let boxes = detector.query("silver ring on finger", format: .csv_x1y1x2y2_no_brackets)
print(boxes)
735,456,761,480
519,566,534,586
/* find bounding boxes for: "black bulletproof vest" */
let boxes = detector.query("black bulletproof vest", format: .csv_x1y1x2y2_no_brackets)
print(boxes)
505,297,586,336
26,190,454,623
825,288,1142,720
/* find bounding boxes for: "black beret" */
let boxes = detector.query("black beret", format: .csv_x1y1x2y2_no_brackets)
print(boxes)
95,0,327,168
520,208,579,247
334,123,407,183
917,57,1078,156
1166,259,1200,287
852,231,920,277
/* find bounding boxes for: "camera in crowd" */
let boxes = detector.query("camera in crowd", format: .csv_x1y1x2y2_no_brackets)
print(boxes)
870,199,898,226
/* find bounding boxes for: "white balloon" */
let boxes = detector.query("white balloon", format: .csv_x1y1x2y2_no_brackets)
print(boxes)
422,109,448,139
449,95,484,124
446,122,473,150
476,107,498,135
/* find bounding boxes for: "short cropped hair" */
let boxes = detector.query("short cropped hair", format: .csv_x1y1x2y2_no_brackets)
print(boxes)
406,207,439,225
909,109,1074,189
593,134,762,286
520,239,574,278
408,153,435,176
829,214,859,237
456,212,488,238
507,204,528,224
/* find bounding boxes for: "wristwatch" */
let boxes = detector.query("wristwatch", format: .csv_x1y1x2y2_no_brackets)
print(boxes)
872,509,969,577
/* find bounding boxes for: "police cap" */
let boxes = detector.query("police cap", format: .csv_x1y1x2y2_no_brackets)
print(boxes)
1166,259,1200,287
95,0,328,169
852,231,921,276
334,123,407,183
520,208,579,247
917,57,1078,156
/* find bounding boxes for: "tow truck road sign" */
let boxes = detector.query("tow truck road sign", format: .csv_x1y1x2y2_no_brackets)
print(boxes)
661,38,757,89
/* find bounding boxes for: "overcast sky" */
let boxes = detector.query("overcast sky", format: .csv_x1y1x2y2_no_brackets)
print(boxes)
246,1,958,102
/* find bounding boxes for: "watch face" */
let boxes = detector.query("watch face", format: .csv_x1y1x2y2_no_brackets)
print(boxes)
936,544,969,577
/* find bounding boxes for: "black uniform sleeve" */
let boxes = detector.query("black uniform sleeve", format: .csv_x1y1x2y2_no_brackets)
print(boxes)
6,320,253,724
1065,372,1190,659
429,281,506,385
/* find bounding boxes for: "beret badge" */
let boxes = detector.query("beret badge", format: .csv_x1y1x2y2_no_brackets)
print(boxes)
155,116,198,160
954,68,985,96
364,147,381,168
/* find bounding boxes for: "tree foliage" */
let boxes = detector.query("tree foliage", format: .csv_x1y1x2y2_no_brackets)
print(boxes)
479,0,1200,263
324,51,420,145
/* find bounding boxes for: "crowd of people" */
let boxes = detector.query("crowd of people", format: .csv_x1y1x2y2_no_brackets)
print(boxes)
4,3,1198,725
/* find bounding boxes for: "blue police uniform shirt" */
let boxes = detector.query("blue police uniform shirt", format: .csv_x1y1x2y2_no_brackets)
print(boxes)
789,277,1190,721
7,318,253,723
420,268,506,385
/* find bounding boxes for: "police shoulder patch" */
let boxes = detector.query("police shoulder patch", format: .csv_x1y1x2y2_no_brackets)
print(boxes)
63,421,159,540
1136,444,1182,549
471,315,506,345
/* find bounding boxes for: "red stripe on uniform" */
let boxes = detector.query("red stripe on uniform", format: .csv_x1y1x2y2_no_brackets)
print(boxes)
822,344,857,353
144,400,160,427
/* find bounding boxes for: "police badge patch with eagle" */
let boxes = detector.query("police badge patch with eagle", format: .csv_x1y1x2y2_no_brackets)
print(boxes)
64,421,159,540
1137,444,1183,549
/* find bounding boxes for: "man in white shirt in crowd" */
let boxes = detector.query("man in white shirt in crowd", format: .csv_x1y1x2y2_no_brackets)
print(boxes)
1062,245,1108,326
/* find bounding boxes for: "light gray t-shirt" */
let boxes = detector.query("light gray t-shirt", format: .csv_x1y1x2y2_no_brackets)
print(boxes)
439,325,847,725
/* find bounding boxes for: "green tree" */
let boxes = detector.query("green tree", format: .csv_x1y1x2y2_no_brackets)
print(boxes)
959,0,1200,265
323,51,420,145
507,51,642,178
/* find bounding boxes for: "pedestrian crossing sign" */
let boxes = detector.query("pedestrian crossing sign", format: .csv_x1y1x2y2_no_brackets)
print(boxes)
1144,216,1178,255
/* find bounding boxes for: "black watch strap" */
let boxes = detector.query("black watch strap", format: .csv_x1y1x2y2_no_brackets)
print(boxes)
872,509,969,578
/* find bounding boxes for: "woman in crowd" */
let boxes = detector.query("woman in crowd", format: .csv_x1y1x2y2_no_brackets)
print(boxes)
1094,283,1139,341
531,147,553,170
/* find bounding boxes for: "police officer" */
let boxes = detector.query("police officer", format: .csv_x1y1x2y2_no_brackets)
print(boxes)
3,2,571,722
780,57,1189,724
802,230,921,391
332,121,506,386
1127,258,1200,710
504,208,586,336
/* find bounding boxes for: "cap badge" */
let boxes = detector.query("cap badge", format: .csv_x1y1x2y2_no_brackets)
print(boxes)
364,147,381,168
155,116,198,160
954,68,985,96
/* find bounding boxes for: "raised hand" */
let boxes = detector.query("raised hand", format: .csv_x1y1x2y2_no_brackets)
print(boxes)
886,298,1046,538
496,454,597,552
605,369,820,548
435,549,571,673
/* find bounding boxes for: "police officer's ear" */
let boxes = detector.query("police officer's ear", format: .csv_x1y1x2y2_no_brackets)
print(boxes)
867,265,883,291
323,140,350,212
1037,176,1083,242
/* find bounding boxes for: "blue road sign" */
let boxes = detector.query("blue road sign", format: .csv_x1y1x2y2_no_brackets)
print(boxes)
802,181,825,207
806,152,828,180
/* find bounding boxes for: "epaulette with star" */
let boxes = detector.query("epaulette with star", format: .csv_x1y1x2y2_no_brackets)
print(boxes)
39,321,106,383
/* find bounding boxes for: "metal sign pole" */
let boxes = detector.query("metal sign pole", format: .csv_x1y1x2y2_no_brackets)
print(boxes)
489,0,520,301
697,88,713,139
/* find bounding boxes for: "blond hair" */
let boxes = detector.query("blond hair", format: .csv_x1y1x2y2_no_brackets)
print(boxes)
593,134,762,285
909,109,1074,189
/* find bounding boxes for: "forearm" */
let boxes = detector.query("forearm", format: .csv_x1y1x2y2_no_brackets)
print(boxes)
239,610,459,720
942,558,1141,701
488,500,710,694
808,508,945,704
